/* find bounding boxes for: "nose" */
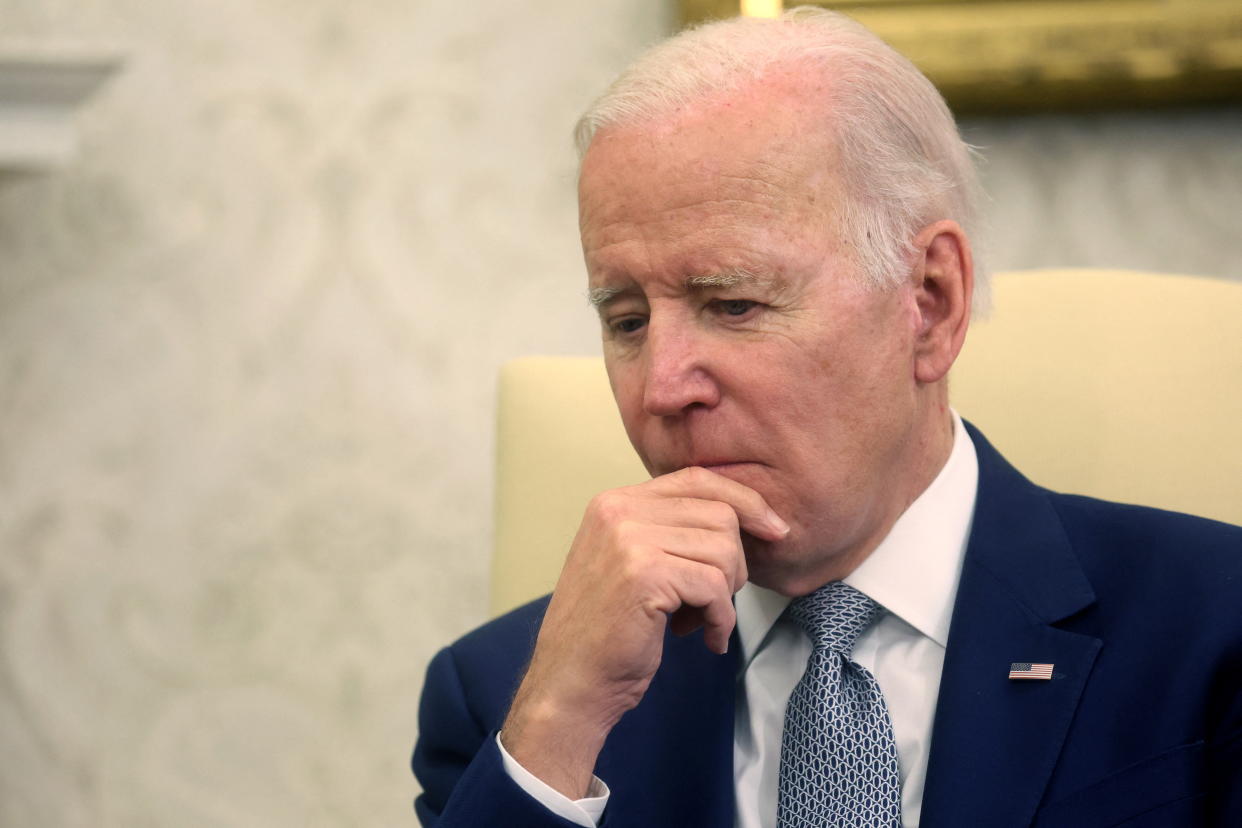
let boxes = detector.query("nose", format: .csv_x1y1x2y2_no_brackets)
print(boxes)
641,318,721,417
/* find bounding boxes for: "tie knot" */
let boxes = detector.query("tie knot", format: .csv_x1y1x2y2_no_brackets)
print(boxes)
787,581,881,656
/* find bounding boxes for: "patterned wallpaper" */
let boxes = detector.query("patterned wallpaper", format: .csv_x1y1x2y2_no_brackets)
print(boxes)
963,109,1242,281
0,1,1238,825
0,1,672,824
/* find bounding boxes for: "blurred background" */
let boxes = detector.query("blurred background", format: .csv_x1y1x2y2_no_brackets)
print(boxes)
0,0,1238,824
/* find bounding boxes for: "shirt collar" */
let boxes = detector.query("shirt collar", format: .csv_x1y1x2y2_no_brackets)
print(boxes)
735,412,979,667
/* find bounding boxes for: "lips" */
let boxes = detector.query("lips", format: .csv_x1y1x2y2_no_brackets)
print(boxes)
653,453,765,477
669,459,761,475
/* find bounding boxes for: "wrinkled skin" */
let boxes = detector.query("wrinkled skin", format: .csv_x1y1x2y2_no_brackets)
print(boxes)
501,68,973,798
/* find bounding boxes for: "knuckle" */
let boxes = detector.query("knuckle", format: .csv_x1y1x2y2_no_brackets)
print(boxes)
700,531,730,559
708,501,739,530
705,566,729,594
716,532,742,559
588,490,626,522
617,544,657,583
681,465,711,486
611,518,643,547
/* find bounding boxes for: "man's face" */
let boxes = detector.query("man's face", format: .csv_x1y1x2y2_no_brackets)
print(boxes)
578,78,930,595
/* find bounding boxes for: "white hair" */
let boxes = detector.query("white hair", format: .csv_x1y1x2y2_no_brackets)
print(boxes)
574,6,989,311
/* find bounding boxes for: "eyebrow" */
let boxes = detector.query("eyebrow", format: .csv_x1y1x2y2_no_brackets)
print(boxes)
587,285,626,309
587,268,772,310
685,268,770,291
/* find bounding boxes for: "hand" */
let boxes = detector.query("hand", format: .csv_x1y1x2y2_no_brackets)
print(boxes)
499,466,789,798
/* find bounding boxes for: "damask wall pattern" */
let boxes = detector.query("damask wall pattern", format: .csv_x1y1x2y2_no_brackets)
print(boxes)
964,109,1242,280
0,0,672,824
0,1,1238,825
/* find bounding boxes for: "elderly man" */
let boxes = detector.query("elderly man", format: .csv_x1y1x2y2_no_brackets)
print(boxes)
413,9,1242,827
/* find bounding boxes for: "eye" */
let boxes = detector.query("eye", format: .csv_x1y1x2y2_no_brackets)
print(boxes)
713,299,758,317
610,315,647,335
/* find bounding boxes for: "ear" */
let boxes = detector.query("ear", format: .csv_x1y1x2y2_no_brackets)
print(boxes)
909,220,973,384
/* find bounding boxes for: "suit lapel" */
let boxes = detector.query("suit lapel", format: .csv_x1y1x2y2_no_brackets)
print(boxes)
920,425,1102,828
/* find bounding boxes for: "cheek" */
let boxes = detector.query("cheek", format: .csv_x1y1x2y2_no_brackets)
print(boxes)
606,361,660,465
605,351,640,405
762,356,902,486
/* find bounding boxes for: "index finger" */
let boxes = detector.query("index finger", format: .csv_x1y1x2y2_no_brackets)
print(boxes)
641,466,790,542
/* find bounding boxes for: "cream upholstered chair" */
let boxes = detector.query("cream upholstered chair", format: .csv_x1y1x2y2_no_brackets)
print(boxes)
491,269,1242,616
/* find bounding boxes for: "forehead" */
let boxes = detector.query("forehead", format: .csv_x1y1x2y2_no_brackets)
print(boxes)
578,74,844,287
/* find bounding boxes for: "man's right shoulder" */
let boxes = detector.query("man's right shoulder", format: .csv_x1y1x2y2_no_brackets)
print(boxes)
450,595,551,661
412,596,559,824
429,595,552,709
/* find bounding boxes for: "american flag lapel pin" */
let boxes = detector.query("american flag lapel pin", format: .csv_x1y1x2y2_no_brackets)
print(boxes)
1009,662,1054,680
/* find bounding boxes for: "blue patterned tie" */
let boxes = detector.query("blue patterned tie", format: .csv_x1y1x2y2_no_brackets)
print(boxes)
776,581,902,828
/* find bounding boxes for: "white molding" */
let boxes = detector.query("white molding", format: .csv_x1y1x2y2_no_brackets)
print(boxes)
0,43,125,170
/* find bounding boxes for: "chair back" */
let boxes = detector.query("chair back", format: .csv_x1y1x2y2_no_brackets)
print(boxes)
492,269,1242,615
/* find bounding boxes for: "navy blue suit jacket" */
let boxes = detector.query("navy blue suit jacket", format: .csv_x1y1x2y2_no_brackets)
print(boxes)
413,426,1242,826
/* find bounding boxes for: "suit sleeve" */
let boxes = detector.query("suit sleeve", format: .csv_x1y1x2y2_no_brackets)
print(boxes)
412,646,589,828
1208,723,1242,823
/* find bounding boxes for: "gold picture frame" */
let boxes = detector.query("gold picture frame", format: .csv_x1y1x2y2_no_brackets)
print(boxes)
679,1,1242,113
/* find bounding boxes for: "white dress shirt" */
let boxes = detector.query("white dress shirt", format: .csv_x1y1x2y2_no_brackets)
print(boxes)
500,413,979,828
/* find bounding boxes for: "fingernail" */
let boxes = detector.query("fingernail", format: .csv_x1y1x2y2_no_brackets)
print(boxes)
767,510,790,536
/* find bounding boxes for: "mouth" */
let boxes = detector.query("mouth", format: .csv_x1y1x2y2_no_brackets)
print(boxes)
666,459,762,476
698,461,753,473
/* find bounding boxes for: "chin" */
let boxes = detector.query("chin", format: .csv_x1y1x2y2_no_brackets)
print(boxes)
742,535,803,596
742,533,846,597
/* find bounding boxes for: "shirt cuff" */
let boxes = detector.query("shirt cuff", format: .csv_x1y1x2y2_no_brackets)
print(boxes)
495,732,610,827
